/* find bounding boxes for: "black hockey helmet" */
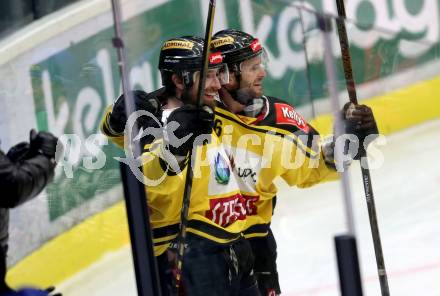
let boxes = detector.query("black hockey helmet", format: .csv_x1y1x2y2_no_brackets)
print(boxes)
211,29,264,69
158,36,227,89
212,29,268,113
158,36,205,72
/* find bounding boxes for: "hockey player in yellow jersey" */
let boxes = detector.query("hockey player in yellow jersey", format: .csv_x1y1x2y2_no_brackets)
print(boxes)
101,36,263,296
210,29,378,296
101,32,378,295
101,35,339,296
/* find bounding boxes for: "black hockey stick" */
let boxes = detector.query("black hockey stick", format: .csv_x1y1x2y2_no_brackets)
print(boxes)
334,1,390,295
175,0,217,292
110,0,161,295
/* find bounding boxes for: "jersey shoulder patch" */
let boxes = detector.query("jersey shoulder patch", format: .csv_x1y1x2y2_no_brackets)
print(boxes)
273,101,310,133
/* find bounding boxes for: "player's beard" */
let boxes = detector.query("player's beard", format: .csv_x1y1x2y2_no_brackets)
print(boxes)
181,87,217,108
235,86,258,105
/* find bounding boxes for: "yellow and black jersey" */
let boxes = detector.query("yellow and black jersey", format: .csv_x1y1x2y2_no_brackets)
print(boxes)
101,105,254,255
216,96,339,238
142,135,249,256
101,96,338,255
144,106,337,254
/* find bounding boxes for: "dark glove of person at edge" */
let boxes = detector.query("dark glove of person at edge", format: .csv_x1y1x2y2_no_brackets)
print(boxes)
7,130,59,162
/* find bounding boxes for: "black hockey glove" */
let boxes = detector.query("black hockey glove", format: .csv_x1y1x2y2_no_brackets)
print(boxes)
108,90,161,134
343,102,379,160
165,104,214,157
29,130,59,159
6,142,31,162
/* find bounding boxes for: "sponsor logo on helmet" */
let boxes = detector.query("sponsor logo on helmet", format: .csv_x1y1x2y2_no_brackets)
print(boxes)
163,58,179,63
211,36,235,48
274,103,310,133
209,52,223,65
162,40,194,50
250,39,262,53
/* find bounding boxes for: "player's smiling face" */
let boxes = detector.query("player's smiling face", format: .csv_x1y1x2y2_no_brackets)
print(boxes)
187,69,222,107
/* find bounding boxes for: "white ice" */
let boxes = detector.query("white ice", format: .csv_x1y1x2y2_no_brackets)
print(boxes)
58,119,440,296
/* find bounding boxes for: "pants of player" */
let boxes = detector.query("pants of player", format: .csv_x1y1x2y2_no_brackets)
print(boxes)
0,244,13,293
249,229,281,296
157,234,261,296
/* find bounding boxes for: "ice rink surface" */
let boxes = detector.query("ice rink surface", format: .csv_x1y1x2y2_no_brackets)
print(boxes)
58,119,440,296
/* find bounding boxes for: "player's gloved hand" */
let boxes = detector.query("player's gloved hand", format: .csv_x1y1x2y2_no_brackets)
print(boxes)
108,90,161,134
342,102,379,159
29,130,59,160
165,104,214,156
6,142,31,162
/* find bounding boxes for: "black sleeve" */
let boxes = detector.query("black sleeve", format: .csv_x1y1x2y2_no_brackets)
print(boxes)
0,149,55,208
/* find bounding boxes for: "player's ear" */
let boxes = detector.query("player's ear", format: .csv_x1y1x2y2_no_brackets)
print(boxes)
172,74,184,91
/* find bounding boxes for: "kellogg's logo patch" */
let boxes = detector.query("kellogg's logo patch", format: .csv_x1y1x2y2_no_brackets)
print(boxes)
209,52,223,65
250,39,262,52
274,103,310,132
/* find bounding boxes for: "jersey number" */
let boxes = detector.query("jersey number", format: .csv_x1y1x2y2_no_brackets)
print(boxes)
214,119,222,137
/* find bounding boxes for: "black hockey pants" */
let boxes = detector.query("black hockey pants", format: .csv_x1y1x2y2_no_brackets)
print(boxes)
157,234,260,296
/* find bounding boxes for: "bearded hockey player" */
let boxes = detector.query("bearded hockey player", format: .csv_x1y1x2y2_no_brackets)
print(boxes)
101,36,261,296
101,31,378,296
210,28,378,296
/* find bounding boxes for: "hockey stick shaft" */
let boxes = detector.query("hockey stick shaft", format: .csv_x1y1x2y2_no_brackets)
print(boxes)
334,0,357,104
334,1,390,295
110,1,162,295
196,0,217,109
175,0,217,291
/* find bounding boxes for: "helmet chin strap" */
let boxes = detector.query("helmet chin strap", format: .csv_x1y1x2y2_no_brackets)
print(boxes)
182,70,194,88
180,88,193,105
